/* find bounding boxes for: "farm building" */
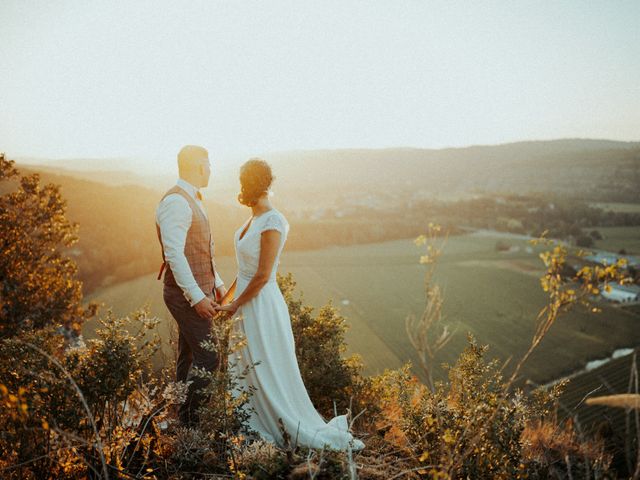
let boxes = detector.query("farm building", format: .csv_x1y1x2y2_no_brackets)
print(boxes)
584,251,640,269
600,284,640,303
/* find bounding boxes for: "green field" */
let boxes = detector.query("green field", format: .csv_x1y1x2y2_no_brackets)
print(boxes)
590,225,640,254
85,230,640,385
589,202,640,214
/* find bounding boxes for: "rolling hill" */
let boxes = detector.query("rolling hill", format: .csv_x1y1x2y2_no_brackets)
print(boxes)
8,138,640,292
16,138,640,203
264,139,640,202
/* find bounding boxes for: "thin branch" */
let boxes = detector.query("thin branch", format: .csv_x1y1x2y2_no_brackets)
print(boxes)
16,339,110,479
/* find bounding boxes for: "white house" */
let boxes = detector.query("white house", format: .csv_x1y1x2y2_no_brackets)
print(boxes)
585,251,640,269
600,283,640,303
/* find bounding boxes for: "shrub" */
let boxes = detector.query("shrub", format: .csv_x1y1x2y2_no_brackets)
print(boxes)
589,229,603,240
0,154,96,339
576,233,595,247
0,308,167,479
356,336,612,479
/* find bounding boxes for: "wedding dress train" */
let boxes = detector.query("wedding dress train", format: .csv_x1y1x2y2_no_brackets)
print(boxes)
227,208,364,451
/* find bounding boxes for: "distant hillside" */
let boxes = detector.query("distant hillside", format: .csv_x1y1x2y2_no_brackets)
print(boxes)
14,154,242,194
16,139,640,204
15,163,174,191
13,166,246,293
8,139,640,291
265,138,640,201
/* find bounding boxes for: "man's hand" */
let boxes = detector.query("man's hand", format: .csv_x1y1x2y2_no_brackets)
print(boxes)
193,296,218,319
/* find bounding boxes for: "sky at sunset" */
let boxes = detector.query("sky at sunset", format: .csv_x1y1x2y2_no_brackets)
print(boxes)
1,0,639,171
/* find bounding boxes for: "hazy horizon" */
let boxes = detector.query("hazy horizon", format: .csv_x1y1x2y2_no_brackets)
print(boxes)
9,137,639,180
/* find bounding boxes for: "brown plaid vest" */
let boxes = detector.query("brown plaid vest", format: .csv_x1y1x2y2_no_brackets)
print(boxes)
156,185,217,299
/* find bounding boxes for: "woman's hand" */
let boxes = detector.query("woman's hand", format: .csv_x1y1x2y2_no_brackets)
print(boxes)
216,301,239,316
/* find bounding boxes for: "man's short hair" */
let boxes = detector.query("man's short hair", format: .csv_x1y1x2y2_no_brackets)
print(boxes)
178,145,208,172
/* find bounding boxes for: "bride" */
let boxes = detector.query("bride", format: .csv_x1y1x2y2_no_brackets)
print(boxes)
215,158,365,452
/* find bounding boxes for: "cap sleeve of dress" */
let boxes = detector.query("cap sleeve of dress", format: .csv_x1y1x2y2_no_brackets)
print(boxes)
260,212,288,235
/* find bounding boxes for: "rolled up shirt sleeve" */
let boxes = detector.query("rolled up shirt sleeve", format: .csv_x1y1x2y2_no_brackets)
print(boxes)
214,268,224,289
156,195,206,306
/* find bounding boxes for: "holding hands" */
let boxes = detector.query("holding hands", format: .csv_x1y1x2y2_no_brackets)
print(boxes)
194,296,239,320
193,296,219,319
193,284,237,320
215,301,239,316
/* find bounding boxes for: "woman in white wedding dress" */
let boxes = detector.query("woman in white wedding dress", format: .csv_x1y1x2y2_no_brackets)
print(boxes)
216,159,364,452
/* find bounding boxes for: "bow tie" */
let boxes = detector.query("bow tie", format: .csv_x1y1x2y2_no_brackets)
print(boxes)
196,191,203,201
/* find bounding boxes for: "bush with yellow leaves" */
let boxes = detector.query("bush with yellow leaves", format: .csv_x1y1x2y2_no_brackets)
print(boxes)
355,335,612,479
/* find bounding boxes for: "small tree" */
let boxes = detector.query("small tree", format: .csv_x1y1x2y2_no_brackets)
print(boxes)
576,233,594,248
0,154,95,338
589,229,603,240
406,223,455,391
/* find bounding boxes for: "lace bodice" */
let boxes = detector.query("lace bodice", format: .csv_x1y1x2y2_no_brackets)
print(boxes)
234,209,289,282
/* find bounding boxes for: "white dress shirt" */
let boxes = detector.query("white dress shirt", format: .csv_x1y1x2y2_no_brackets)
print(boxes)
156,178,224,306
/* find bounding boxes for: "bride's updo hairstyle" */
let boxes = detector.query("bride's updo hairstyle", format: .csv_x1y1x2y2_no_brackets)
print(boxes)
238,158,274,207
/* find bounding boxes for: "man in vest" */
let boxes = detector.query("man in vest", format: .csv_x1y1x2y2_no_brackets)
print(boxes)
156,145,227,426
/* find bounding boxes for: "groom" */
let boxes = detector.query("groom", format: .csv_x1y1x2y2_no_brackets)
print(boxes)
156,145,227,426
